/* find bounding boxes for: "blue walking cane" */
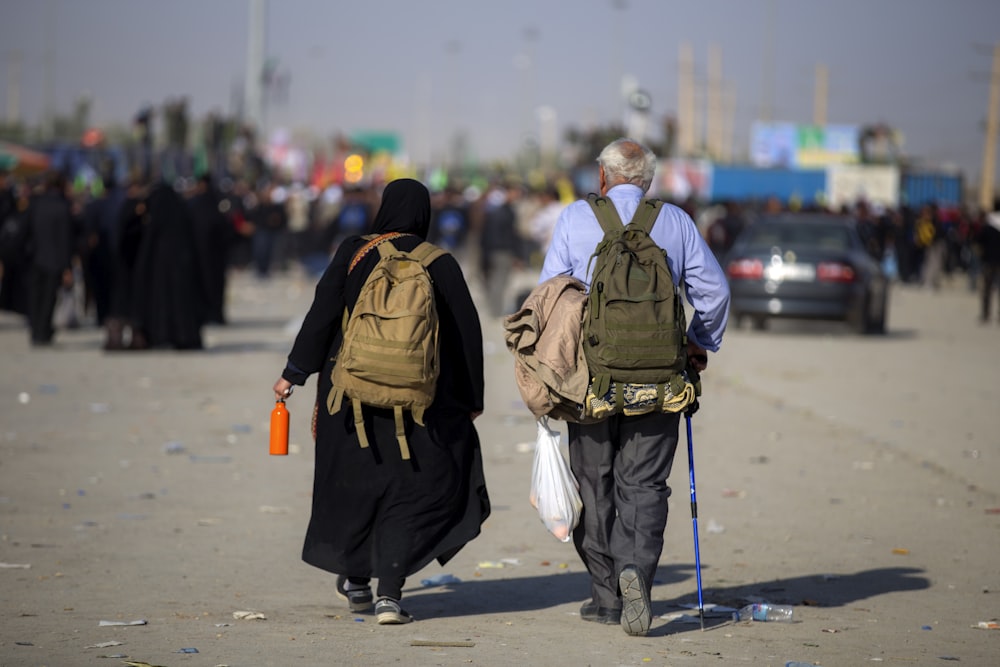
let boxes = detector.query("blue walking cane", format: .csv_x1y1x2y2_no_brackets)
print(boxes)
684,355,707,630
685,410,705,630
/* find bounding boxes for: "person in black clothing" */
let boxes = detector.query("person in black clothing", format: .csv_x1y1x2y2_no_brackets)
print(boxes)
23,171,76,345
102,176,148,349
428,187,469,256
706,200,746,260
188,174,234,324
977,211,1000,324
320,186,373,254
249,183,289,278
129,181,208,349
479,182,524,317
82,175,127,329
271,178,489,625
0,168,30,316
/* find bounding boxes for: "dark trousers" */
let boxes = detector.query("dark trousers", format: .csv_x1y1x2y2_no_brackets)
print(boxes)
568,410,680,609
981,262,1000,321
28,266,61,344
252,229,278,278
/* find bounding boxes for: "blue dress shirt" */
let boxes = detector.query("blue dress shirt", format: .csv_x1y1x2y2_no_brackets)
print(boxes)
538,184,730,352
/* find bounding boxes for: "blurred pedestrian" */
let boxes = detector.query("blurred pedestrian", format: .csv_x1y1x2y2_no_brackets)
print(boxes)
977,211,1000,324
272,178,489,625
915,204,944,290
129,181,207,349
104,175,148,350
188,173,234,324
23,171,76,346
249,183,289,279
480,182,525,317
428,187,470,257
320,185,372,254
527,185,565,256
0,168,30,316
82,174,126,328
538,139,729,636
706,200,746,261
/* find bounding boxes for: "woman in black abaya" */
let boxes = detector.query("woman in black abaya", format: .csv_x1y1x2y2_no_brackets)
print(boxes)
272,178,489,624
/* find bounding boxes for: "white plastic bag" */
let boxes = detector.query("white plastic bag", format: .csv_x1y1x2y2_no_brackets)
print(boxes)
529,416,583,542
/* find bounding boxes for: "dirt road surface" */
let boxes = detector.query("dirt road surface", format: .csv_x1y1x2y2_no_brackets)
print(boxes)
1,267,997,667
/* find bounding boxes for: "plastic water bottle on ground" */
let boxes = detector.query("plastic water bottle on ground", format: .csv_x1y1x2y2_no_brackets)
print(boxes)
420,573,461,587
733,602,794,622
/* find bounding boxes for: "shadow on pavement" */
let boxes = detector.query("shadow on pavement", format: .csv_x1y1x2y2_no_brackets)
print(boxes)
402,566,929,629
648,565,930,636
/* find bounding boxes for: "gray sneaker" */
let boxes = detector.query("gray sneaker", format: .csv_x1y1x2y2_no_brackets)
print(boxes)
335,575,373,613
375,597,413,625
619,565,651,636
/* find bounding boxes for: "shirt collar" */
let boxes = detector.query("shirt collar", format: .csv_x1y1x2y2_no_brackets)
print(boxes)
606,183,644,199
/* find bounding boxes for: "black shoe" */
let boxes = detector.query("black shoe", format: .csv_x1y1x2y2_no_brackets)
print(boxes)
619,565,652,636
335,575,374,613
580,599,622,625
374,597,413,625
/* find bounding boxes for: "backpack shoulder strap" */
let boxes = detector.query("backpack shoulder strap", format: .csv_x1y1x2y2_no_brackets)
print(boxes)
350,233,399,273
375,238,399,260
586,193,624,236
628,198,664,235
409,241,448,267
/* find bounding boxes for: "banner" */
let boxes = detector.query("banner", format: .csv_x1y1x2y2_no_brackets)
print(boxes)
826,164,900,208
751,122,860,168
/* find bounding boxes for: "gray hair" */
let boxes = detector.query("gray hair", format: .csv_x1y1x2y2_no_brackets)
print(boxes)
597,139,657,192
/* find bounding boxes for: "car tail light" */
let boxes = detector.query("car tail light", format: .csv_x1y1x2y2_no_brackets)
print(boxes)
727,258,764,280
816,261,856,282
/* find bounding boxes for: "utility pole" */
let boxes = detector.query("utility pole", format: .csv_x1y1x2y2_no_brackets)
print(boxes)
722,83,736,163
244,0,266,133
759,0,776,123
814,63,828,127
6,50,21,124
707,44,722,160
445,39,462,168
980,43,1000,212
521,28,538,146
612,0,628,126
42,0,55,140
678,42,695,157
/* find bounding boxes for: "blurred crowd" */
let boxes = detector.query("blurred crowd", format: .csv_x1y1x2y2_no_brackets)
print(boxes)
0,164,580,348
3,163,999,351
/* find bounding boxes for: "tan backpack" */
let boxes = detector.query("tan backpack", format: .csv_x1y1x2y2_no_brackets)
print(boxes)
327,233,447,459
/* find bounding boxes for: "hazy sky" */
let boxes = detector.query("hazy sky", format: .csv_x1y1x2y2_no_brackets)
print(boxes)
2,0,999,181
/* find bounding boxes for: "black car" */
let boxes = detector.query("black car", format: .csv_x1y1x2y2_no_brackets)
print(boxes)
722,213,888,334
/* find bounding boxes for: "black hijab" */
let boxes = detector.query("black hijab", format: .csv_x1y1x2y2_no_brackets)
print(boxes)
370,178,431,238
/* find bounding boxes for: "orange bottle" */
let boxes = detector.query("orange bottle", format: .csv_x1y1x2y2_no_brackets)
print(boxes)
269,398,289,456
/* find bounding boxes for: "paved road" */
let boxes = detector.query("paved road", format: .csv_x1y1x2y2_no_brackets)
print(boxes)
0,266,996,666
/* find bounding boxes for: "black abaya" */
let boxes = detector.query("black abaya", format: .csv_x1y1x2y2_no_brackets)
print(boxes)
130,183,207,349
281,179,489,596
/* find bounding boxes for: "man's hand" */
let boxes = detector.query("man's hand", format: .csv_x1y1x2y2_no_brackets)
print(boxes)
686,341,708,372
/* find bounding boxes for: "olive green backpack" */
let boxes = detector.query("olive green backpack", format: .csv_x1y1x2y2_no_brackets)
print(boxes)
328,233,447,460
583,194,688,403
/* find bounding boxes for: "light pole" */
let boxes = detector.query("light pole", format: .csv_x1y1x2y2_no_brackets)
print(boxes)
522,27,539,147
244,0,266,134
612,0,627,126
445,40,462,169
980,43,1000,211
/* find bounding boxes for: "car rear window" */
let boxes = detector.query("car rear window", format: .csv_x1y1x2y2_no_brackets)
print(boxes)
745,223,850,251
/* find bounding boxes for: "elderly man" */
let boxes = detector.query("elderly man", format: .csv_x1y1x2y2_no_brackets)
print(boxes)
538,138,730,636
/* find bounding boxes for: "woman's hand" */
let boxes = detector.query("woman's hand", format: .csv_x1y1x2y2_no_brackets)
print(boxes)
273,378,294,401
